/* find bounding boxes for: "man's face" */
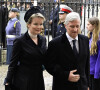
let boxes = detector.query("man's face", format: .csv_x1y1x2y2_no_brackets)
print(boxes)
65,19,80,39
59,13,67,22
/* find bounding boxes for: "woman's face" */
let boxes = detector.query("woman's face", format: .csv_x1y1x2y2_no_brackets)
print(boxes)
28,17,44,35
9,11,17,18
86,21,94,32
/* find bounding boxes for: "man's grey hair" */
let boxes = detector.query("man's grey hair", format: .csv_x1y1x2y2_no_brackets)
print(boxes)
64,12,81,25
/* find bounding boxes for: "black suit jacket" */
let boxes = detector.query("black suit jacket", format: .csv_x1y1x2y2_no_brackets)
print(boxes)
45,33,90,90
5,32,46,90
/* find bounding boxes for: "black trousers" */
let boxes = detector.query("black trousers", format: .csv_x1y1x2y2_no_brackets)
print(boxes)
90,75,100,90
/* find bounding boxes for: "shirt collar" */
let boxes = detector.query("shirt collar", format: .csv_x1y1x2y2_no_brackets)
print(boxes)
66,32,78,42
11,17,17,21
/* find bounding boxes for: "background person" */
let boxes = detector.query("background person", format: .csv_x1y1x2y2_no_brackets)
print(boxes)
87,17,100,90
49,0,60,38
45,12,90,90
5,8,21,64
56,4,73,37
4,6,46,90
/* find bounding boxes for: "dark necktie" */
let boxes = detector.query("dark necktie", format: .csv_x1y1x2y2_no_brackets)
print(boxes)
72,40,78,58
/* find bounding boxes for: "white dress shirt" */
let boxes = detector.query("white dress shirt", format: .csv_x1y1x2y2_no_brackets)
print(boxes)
66,32,79,53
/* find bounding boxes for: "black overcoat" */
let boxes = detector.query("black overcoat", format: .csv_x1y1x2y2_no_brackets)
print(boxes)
5,32,46,90
45,33,90,90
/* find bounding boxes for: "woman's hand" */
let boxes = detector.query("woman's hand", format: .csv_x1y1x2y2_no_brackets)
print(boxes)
5,83,9,85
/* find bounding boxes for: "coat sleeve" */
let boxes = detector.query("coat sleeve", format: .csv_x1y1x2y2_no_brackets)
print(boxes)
16,21,21,37
4,38,21,85
44,40,70,82
94,40,100,79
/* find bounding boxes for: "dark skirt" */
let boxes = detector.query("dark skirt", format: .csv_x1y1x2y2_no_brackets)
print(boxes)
11,67,45,90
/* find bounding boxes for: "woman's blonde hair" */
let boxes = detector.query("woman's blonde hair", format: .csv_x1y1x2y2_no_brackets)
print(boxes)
27,13,45,28
87,17,100,55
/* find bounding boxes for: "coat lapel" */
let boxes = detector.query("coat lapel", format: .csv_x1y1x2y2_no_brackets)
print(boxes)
78,34,83,61
24,31,36,47
24,32,44,54
61,34,83,61
61,34,75,60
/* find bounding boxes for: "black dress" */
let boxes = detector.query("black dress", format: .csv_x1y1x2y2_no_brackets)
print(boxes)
4,32,46,90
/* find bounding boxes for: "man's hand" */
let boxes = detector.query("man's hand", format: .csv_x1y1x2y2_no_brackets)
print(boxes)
88,87,89,90
68,69,80,82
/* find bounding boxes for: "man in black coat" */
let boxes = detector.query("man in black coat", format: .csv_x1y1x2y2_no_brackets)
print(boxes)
45,12,90,90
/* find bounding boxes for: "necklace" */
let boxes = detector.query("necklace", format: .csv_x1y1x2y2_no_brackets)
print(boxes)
28,31,37,39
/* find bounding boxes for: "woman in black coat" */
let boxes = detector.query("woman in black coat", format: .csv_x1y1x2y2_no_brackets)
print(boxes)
4,6,46,90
